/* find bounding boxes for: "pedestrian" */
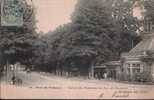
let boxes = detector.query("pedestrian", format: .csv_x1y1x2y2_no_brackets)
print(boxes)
104,73,107,79
98,72,101,80
11,74,16,85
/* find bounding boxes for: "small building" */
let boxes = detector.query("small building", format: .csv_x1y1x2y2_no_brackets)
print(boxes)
121,34,154,82
104,61,121,80
121,16,154,82
94,64,106,79
93,61,121,80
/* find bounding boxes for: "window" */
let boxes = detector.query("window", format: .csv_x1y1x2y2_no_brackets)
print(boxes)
133,67,141,73
132,63,143,73
126,63,143,74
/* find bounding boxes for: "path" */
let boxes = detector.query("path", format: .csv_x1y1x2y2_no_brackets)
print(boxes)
1,71,154,99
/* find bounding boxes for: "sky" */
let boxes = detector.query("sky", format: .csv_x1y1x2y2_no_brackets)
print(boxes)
33,0,77,33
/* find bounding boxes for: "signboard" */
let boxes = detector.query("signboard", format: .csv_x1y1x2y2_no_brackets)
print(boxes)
1,0,24,26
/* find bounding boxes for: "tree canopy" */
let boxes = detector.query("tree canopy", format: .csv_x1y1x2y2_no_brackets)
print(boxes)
0,0,37,65
38,0,141,74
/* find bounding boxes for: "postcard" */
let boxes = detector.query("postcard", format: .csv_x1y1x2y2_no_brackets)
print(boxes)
0,0,154,99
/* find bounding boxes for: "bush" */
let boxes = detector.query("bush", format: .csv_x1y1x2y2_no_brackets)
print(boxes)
132,72,153,82
118,72,153,83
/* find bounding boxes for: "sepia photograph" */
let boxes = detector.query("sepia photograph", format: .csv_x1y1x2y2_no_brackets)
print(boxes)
0,0,154,99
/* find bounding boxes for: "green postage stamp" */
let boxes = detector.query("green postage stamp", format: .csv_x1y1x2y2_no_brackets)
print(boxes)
1,0,23,26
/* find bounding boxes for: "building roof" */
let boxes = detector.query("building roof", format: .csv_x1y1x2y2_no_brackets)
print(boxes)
122,33,154,58
94,61,121,69
130,34,154,53
94,65,106,68
105,61,121,66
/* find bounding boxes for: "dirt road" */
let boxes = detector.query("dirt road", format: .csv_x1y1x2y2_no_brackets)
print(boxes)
1,71,154,99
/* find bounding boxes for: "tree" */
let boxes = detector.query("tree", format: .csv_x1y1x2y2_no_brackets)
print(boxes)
0,0,37,66
32,34,49,71
46,24,74,74
70,0,120,65
29,0,143,76
43,0,121,76
144,0,154,18
112,0,141,54
44,0,140,76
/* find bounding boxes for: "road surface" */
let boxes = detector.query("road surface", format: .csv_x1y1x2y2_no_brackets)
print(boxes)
0,71,154,99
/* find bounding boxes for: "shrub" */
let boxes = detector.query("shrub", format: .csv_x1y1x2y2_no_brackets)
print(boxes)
118,72,153,83
132,72,153,82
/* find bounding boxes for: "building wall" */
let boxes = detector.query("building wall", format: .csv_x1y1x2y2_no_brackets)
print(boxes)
151,62,154,81
123,59,143,74
122,56,154,82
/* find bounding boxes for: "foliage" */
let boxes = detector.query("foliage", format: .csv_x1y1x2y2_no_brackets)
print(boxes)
144,0,154,19
132,72,153,82
35,0,142,74
118,72,153,82
32,34,50,71
0,0,37,65
112,0,141,53
70,0,120,65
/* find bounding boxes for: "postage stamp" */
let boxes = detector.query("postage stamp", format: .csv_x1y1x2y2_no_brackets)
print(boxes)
1,0,23,26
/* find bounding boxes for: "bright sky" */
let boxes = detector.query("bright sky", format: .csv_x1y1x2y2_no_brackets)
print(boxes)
33,0,77,33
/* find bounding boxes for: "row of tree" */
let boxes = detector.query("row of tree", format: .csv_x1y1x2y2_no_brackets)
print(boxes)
34,0,142,76
0,0,37,73
1,0,154,77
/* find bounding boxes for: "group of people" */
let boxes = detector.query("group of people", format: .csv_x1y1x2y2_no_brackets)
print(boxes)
9,62,23,85
94,72,108,80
